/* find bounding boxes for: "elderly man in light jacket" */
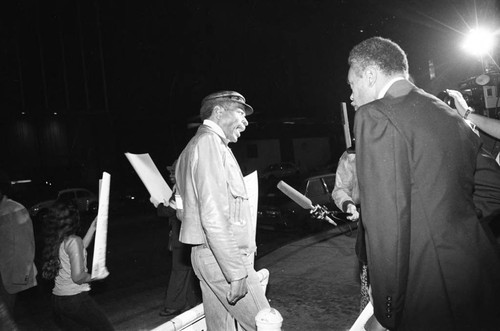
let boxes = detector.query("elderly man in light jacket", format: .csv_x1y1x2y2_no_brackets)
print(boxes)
175,91,269,331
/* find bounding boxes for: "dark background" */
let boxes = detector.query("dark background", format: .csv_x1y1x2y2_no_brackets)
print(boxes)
1,0,499,192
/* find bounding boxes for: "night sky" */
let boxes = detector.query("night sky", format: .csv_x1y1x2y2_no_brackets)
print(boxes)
1,0,499,182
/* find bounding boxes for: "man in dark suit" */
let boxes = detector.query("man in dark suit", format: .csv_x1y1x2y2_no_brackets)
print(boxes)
349,37,500,330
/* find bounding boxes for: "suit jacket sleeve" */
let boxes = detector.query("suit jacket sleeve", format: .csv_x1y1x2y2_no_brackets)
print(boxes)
194,134,247,282
354,103,412,329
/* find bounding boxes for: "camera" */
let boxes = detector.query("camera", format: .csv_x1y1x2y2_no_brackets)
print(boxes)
437,90,456,109
437,88,480,111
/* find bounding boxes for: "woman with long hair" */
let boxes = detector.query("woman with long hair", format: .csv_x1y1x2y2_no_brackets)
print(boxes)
41,201,113,331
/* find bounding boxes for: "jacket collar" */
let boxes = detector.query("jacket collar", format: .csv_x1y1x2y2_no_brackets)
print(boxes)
378,77,406,99
383,79,415,99
201,119,230,145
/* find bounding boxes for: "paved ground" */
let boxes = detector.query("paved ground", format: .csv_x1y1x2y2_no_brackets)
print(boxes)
255,226,361,331
17,213,354,331
149,224,361,331
12,224,359,331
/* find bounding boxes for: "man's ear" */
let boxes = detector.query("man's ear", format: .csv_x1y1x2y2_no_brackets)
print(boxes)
365,66,378,87
214,105,224,116
210,105,224,120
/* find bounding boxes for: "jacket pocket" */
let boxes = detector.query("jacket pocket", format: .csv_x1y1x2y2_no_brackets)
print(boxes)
228,191,247,226
225,156,248,226
227,179,248,226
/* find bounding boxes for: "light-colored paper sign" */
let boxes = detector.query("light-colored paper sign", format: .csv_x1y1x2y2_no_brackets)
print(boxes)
244,171,258,263
341,102,352,150
244,171,258,228
125,152,172,205
92,172,110,280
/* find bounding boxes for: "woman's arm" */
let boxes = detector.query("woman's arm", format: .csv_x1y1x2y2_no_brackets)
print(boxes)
447,89,500,139
82,217,97,249
65,236,92,284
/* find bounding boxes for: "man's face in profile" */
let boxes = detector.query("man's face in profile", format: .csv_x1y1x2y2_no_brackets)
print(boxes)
348,65,374,109
218,104,248,143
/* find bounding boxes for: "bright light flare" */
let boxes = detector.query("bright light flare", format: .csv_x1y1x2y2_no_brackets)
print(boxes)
462,28,495,56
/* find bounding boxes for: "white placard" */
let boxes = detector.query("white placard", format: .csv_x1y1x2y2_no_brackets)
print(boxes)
244,171,258,263
91,172,110,279
244,171,258,224
341,102,352,149
125,152,172,205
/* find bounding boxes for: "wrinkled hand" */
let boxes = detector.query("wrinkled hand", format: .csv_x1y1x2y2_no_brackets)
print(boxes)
346,204,359,221
227,278,248,305
446,89,468,117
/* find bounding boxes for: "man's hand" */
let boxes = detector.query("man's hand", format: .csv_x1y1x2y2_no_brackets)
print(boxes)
150,196,162,208
446,89,468,117
364,314,387,331
346,204,359,221
227,277,248,305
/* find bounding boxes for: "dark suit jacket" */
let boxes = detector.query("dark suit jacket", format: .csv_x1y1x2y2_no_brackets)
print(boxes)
354,79,500,330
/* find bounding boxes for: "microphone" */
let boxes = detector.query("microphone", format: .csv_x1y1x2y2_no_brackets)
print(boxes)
277,180,340,226
277,180,313,209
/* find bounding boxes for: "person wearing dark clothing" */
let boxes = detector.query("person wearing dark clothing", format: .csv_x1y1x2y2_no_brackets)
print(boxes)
156,195,200,317
350,36,500,330
448,89,500,238
151,161,201,318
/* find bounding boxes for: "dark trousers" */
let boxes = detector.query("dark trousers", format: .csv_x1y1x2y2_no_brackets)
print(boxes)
0,273,16,318
164,217,201,310
52,292,114,331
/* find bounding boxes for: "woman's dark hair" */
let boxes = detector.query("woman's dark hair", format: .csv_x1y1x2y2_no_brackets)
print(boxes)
41,201,80,280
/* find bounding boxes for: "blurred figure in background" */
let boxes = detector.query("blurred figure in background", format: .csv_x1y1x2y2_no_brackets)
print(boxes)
151,160,201,318
446,89,500,242
0,170,37,321
41,201,114,331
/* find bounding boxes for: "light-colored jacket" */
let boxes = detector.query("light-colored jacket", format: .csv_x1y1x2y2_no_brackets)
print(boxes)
331,151,359,212
175,123,255,282
0,196,38,294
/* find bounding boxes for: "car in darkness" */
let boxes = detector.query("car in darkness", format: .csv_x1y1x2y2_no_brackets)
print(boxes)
259,162,300,180
257,173,344,232
29,188,98,218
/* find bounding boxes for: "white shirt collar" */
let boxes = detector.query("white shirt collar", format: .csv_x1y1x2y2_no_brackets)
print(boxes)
377,76,406,99
203,119,226,140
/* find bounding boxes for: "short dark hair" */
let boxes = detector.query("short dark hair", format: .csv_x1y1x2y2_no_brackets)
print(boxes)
348,37,409,77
